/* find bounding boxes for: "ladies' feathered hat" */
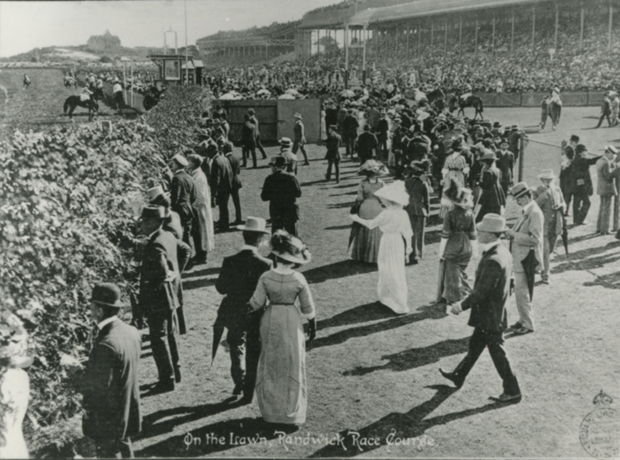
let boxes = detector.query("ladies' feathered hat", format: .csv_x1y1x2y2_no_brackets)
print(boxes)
374,180,410,207
444,179,474,208
270,230,312,265
408,159,430,175
0,312,33,369
358,160,389,177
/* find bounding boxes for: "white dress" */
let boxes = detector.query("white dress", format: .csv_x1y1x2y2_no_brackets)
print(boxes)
0,368,30,459
190,168,215,252
355,207,413,314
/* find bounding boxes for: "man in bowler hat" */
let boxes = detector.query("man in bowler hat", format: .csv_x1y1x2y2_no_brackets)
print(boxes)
169,154,196,247
79,283,142,457
440,214,521,403
215,217,272,402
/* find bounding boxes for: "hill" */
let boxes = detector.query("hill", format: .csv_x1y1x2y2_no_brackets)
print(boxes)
1,45,162,64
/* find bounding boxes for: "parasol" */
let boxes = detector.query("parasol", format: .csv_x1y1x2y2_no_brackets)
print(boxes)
278,93,296,100
256,88,271,96
340,89,355,98
219,92,239,100
521,250,538,300
285,88,300,96
211,322,225,366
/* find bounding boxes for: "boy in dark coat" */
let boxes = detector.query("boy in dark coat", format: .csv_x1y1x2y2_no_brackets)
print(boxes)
405,160,431,264
325,125,342,183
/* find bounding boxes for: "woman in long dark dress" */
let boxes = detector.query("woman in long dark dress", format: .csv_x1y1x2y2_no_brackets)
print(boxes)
476,150,506,222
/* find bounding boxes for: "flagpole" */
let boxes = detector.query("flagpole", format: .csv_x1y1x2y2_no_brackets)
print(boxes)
184,0,189,85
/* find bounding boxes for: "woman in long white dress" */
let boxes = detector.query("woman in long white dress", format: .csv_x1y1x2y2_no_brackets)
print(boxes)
0,312,33,459
351,181,413,314
440,138,469,218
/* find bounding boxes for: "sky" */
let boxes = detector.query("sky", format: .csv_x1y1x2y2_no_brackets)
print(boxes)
0,0,339,57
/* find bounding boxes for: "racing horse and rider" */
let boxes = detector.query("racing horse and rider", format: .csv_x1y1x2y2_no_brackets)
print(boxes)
23,74,31,89
63,85,104,121
63,74,78,90
448,84,484,119
540,86,562,131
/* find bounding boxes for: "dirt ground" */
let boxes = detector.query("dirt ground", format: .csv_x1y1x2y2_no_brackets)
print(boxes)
128,106,620,458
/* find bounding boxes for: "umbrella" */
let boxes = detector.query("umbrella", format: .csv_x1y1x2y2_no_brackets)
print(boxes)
211,322,225,365
285,88,300,96
561,213,569,255
521,250,538,300
219,92,238,100
278,94,295,100
256,88,270,96
340,89,355,98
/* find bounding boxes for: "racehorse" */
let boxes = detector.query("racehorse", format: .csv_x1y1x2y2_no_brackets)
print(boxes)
448,93,484,120
23,75,31,89
143,87,165,111
64,76,77,90
426,88,446,112
63,87,104,121
540,97,562,131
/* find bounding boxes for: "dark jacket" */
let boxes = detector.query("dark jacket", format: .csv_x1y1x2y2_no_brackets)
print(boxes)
479,166,506,209
377,118,390,140
261,170,302,221
241,121,257,148
170,170,196,224
210,154,234,197
215,249,272,330
80,319,142,441
294,121,306,144
461,243,512,332
342,114,360,137
325,132,342,160
226,152,242,190
405,176,431,217
357,131,378,158
495,150,515,185
139,229,191,314
572,154,601,196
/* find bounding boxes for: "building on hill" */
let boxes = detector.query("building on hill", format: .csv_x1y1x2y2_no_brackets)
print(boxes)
87,30,122,52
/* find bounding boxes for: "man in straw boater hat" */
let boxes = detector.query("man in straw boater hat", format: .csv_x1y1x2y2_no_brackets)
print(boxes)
441,213,522,403
495,137,515,197
261,156,302,236
324,125,342,183
279,137,298,175
138,206,190,392
292,112,310,166
214,217,272,403
533,169,565,284
79,283,142,457
505,182,544,335
168,153,196,247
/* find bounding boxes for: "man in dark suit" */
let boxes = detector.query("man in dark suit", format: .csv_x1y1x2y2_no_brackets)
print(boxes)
210,145,234,232
342,109,360,158
80,283,142,458
404,160,430,264
560,135,578,215
223,142,243,225
571,144,602,225
169,154,196,247
248,108,267,159
377,111,390,160
495,139,515,196
215,217,272,402
139,206,191,392
241,114,258,168
293,113,310,166
440,213,521,403
357,124,378,165
261,156,302,236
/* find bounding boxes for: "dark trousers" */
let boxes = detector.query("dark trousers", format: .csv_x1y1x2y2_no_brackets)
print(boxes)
453,328,520,396
326,158,340,182
500,181,510,198
216,192,230,231
573,193,591,224
231,188,242,223
226,324,261,399
293,141,309,164
191,215,207,261
359,152,372,165
242,145,257,167
409,215,426,262
180,218,192,250
272,214,298,236
344,135,357,157
378,137,388,161
256,134,267,159
561,185,573,216
95,437,133,458
596,112,612,128
147,309,179,382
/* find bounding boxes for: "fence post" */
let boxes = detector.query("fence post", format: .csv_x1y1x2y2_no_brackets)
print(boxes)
518,133,525,182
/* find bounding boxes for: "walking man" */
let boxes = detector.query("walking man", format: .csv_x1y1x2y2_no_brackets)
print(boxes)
223,142,243,225
560,135,578,215
261,156,302,236
440,213,522,403
293,113,309,166
241,114,258,168
495,139,515,197
377,110,390,161
571,144,601,225
505,182,544,335
405,160,431,264
80,283,142,458
248,109,267,159
357,124,378,165
210,144,234,232
596,92,613,128
325,125,342,183
342,109,360,158
169,154,196,247
215,217,272,403
596,145,618,235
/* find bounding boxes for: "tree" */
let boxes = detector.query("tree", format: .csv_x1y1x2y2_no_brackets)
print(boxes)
100,56,112,63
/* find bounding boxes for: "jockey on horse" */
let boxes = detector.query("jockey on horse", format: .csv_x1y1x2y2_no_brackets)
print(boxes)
459,83,473,104
540,86,563,130
23,74,31,89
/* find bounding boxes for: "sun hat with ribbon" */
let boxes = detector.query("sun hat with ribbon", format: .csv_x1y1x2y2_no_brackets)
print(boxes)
358,159,389,177
444,179,474,208
476,213,509,233
270,231,312,265
0,312,33,369
374,180,410,207
238,216,270,234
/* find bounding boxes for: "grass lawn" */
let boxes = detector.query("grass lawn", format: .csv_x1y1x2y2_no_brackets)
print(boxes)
127,106,620,458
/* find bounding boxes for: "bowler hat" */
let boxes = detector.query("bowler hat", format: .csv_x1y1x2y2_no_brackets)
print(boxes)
510,182,531,199
146,185,165,202
476,213,508,233
570,134,580,143
238,216,269,234
90,283,124,308
172,154,189,167
575,144,588,154
500,138,509,146
269,155,289,167
140,205,166,221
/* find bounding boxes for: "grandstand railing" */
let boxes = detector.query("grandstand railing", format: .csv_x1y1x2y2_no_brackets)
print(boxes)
478,91,606,108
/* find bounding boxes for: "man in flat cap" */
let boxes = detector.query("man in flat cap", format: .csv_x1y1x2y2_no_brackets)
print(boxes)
169,154,197,247
261,156,302,236
80,283,142,457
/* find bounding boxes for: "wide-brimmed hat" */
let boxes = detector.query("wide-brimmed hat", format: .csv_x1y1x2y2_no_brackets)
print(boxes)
511,124,520,130
140,205,166,221
374,180,410,207
90,283,124,308
575,144,588,154
444,179,474,208
510,182,531,199
279,137,292,148
270,231,312,265
605,145,619,154
538,169,556,181
358,160,389,177
481,150,497,162
0,312,33,369
476,213,509,233
293,113,302,119
238,216,269,234
222,142,233,154
408,159,429,175
269,155,289,167
172,154,189,167
146,185,165,202
451,138,464,151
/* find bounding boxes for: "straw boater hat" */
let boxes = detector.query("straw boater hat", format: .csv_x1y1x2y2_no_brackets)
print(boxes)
476,213,509,233
481,150,497,162
270,231,312,265
294,113,303,119
510,182,532,199
0,311,33,369
237,216,269,234
279,137,292,149
172,154,189,167
605,145,619,154
358,160,389,177
140,205,167,221
444,179,474,208
90,283,124,309
374,180,410,207
538,169,556,181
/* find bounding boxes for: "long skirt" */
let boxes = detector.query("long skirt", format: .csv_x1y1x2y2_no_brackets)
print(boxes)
378,233,409,314
255,304,307,425
437,258,471,304
349,223,382,263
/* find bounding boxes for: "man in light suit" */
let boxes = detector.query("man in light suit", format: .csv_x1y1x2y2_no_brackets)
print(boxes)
209,144,234,232
505,182,544,335
215,217,272,403
80,283,142,457
440,214,521,403
596,145,617,235
293,113,309,166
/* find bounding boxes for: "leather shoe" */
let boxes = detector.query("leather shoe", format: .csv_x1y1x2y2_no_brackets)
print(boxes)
153,379,175,393
174,367,181,383
507,322,522,331
233,383,244,396
439,368,463,388
489,393,522,403
512,327,534,335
